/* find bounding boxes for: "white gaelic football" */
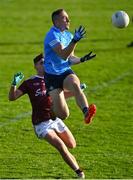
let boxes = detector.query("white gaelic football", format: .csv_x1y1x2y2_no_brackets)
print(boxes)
112,11,130,28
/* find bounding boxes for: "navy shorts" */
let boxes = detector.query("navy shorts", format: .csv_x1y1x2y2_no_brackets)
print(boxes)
44,69,74,92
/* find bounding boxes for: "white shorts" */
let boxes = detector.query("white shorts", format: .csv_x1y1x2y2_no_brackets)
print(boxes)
34,117,67,139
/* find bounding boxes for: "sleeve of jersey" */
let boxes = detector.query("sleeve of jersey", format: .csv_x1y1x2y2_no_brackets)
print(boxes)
18,81,27,94
48,32,60,48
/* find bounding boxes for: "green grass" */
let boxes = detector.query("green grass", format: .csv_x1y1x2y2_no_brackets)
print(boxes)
0,0,133,179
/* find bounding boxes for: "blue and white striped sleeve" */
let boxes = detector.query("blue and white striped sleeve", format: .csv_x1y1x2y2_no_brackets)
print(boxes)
48,32,60,48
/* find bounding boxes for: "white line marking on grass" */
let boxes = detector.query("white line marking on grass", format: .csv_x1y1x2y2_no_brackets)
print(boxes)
0,69,132,128
0,111,31,128
90,70,132,92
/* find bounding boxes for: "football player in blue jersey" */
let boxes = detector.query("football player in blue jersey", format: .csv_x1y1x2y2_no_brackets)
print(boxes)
44,9,96,124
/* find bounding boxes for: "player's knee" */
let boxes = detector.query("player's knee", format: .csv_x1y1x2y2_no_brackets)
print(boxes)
72,81,81,93
67,141,76,149
58,110,69,120
58,113,69,120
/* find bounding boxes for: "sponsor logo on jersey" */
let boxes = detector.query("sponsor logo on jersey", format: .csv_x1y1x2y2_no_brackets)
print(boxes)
35,88,46,96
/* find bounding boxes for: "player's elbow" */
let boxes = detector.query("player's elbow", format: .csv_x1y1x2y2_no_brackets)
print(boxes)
8,95,16,101
57,49,70,60
59,52,69,60
62,54,70,60
9,97,15,101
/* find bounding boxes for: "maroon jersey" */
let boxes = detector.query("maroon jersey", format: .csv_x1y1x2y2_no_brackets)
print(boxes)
18,75,52,125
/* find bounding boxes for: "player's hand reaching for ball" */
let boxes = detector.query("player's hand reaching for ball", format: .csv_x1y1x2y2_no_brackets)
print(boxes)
11,72,24,86
72,25,86,43
80,51,96,62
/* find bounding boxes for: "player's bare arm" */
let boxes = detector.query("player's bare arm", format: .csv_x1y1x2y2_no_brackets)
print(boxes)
52,41,77,60
9,87,23,101
53,26,86,60
68,55,81,65
69,51,96,65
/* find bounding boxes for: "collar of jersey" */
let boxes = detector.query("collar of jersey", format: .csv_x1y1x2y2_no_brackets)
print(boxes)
52,26,61,32
35,75,44,79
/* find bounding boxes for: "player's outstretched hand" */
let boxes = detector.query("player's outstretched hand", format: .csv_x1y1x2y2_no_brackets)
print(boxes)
80,51,96,62
12,72,24,86
72,25,86,43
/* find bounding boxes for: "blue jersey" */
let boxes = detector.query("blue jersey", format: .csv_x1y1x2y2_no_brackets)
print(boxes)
44,26,73,75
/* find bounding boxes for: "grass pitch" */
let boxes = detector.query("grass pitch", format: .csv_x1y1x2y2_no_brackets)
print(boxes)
0,0,133,179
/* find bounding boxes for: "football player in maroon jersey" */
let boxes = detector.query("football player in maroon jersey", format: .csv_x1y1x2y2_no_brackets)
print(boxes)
8,54,85,179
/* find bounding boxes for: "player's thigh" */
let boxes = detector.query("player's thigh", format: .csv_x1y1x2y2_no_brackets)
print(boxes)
49,89,69,119
44,130,67,151
63,74,80,92
57,127,76,149
49,88,68,111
